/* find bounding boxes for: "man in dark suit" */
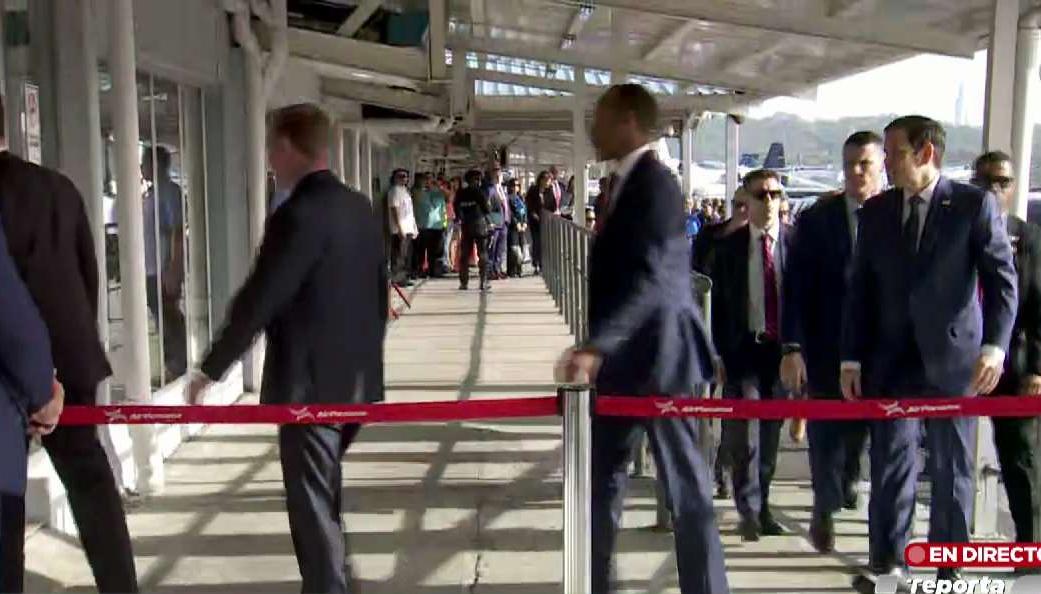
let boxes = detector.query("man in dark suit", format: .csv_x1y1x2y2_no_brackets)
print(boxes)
0,100,137,593
841,116,1017,591
188,104,386,594
780,131,882,552
972,151,1041,545
0,211,62,588
556,84,728,594
709,169,793,540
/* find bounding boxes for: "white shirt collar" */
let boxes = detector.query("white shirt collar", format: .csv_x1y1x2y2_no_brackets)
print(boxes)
612,144,653,190
903,174,940,204
749,221,779,242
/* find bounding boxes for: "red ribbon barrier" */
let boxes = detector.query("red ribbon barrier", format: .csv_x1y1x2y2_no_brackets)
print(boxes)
58,396,560,425
596,395,1041,420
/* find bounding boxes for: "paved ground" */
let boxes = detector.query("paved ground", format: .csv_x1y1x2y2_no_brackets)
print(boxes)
23,276,1014,593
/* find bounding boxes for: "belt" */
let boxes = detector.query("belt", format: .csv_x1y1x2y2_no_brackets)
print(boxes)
750,332,779,345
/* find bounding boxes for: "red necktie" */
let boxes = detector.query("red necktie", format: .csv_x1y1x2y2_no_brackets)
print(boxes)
762,234,779,340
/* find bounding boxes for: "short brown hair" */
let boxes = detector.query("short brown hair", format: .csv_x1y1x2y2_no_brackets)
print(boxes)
602,84,659,135
742,168,781,189
268,103,330,159
885,115,946,166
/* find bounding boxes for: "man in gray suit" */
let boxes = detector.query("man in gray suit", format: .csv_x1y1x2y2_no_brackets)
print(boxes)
189,104,387,594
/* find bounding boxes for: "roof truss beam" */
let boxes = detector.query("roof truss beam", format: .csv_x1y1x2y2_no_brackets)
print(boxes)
337,0,381,37
272,27,429,81
535,0,978,58
322,78,449,116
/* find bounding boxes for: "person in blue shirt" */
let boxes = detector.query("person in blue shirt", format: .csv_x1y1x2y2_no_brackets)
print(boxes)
685,195,702,264
412,173,448,278
505,178,529,277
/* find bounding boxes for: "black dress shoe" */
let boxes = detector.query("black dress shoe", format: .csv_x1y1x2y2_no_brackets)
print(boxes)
937,568,963,582
739,517,760,542
843,484,860,511
853,566,910,594
714,481,730,500
759,512,785,536
809,513,835,553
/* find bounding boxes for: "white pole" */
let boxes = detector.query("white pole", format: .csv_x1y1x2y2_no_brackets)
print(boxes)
361,132,373,199
110,0,162,494
331,123,345,182
572,67,588,227
562,385,592,594
350,128,362,191
681,113,694,201
982,0,1019,152
1011,16,1040,220
725,114,740,218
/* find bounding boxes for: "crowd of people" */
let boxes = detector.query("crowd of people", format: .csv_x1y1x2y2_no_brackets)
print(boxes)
383,162,578,290
1,77,1039,594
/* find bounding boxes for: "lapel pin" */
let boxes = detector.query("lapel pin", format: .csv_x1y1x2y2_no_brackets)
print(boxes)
941,199,952,207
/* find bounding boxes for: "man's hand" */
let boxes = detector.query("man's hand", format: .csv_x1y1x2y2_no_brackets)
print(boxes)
187,372,214,405
789,418,807,444
780,352,807,394
970,353,1003,396
29,379,65,437
1022,374,1041,396
554,347,603,385
713,357,726,390
840,367,862,401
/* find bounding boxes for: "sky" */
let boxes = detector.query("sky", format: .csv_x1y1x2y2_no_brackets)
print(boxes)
748,50,989,126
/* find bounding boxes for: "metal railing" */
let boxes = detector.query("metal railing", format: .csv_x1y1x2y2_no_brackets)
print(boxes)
542,213,592,345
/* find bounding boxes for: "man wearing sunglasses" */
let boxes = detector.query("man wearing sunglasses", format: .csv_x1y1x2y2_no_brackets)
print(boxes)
709,169,794,541
972,151,1041,549
841,116,1017,593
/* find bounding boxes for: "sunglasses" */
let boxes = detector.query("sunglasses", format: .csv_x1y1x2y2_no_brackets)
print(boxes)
972,175,1015,190
751,189,784,202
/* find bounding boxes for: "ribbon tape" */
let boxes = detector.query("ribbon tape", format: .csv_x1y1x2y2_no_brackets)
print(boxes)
57,394,1041,425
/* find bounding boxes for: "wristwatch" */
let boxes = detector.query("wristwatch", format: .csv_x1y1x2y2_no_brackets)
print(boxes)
781,344,802,356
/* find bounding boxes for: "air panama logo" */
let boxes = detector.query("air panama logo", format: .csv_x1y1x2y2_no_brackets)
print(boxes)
879,401,963,418
654,400,736,416
289,407,316,422
102,408,183,423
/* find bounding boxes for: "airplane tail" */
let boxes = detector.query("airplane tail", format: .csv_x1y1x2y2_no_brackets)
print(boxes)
763,142,786,169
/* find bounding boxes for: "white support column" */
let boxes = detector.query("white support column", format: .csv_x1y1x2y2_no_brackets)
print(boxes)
572,67,588,227
349,128,362,191
361,132,373,199
331,123,345,181
182,89,210,368
111,0,162,494
725,114,740,218
1011,15,1040,220
982,0,1019,152
681,112,698,201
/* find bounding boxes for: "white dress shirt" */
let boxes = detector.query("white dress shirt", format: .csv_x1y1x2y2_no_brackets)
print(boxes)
748,222,782,335
388,184,418,237
845,194,863,245
841,175,1004,374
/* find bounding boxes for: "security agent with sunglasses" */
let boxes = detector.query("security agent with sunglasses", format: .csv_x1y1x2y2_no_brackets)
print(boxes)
973,151,1041,547
708,169,794,541
841,116,1017,592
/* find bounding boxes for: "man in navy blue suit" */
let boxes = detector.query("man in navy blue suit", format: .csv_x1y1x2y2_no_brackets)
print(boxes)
781,131,882,552
556,84,728,594
841,116,1017,592
0,212,61,586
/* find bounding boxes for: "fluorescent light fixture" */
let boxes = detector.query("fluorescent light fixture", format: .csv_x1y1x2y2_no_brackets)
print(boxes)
560,35,576,50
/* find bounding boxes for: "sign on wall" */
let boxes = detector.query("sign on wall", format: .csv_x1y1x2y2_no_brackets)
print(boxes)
23,83,41,164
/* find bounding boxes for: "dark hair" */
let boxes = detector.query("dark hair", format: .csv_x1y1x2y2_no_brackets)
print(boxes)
602,84,659,134
507,178,520,188
974,150,1013,173
268,103,331,159
884,115,946,166
464,169,483,185
844,130,883,150
535,170,551,187
742,168,781,189
144,145,172,174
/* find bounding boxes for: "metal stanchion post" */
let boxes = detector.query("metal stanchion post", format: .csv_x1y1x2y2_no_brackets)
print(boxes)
562,385,592,594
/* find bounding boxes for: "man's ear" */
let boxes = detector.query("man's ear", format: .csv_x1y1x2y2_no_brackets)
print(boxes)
917,142,935,168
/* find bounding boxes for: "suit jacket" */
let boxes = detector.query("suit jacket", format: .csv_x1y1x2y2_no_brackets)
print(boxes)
0,214,53,495
781,194,854,397
202,171,387,405
587,152,715,395
691,218,743,276
1004,215,1041,386
841,177,1018,396
709,223,793,379
0,151,110,399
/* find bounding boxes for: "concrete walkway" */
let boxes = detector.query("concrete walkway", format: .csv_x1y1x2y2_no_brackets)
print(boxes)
22,276,983,593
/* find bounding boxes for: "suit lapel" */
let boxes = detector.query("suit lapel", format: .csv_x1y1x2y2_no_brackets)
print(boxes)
917,177,951,265
733,226,751,331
